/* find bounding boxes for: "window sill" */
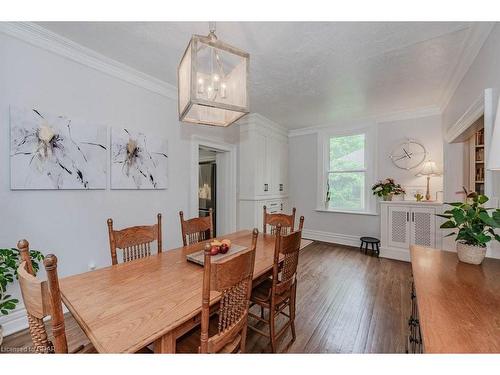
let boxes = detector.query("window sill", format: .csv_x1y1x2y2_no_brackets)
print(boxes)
314,208,379,216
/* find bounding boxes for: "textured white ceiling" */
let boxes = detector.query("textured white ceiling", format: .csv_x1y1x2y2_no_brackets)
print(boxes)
37,22,474,129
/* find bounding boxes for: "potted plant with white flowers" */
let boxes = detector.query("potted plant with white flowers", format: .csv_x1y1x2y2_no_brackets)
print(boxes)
0,246,44,344
438,192,500,265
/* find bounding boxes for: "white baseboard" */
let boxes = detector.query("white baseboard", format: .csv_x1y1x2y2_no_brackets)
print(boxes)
302,229,412,262
302,229,360,248
379,246,410,262
0,306,28,336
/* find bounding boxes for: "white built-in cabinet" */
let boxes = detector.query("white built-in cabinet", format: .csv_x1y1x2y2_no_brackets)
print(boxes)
237,114,289,230
380,201,443,261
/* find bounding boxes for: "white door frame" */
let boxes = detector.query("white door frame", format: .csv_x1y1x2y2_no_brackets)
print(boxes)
190,136,237,235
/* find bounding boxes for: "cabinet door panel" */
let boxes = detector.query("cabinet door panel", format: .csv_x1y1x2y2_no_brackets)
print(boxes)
254,132,267,195
279,140,288,195
411,207,436,248
388,206,410,249
266,136,279,195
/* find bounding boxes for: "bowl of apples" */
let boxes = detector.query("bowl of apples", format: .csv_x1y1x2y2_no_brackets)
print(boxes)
209,239,232,256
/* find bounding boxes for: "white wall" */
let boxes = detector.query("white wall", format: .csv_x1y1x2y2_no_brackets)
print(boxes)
442,23,500,258
288,114,443,245
0,31,238,333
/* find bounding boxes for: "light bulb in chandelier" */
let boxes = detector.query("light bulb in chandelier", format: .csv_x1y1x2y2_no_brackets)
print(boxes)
220,83,227,99
197,78,205,94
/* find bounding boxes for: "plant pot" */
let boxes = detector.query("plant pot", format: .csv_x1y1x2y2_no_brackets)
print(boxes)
0,324,3,346
456,242,487,265
382,194,393,201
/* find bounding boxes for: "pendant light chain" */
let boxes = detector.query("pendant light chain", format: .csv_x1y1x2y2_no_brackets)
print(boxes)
208,21,217,40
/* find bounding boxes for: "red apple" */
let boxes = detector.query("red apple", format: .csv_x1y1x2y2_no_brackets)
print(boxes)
210,245,220,256
219,243,229,254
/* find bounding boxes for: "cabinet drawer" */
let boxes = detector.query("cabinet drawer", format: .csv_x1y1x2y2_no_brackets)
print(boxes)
266,201,282,213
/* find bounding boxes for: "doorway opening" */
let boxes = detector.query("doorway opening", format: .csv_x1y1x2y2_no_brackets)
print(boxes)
199,148,217,236
191,137,237,237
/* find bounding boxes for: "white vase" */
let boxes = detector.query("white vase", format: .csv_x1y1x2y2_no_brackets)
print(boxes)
0,324,3,346
456,242,487,265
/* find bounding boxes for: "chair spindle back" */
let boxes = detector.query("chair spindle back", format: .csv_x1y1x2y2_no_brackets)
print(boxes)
179,209,214,246
272,221,304,296
263,206,298,235
17,240,68,353
200,229,258,353
107,213,162,265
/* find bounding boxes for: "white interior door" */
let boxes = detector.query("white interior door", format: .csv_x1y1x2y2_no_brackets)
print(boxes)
388,206,410,249
410,207,436,248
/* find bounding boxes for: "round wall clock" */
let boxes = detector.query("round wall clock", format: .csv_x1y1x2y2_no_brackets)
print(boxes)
390,139,427,170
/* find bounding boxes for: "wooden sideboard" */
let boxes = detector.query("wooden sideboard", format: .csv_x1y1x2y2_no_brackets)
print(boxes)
408,245,500,353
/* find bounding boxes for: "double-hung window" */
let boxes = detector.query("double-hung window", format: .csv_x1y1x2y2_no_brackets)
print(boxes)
318,127,376,214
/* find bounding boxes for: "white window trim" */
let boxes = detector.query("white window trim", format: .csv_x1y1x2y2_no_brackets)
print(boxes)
316,126,378,215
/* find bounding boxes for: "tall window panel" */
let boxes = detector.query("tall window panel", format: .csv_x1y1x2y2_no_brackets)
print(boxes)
326,133,366,211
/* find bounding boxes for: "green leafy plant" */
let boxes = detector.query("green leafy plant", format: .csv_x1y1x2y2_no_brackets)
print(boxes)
438,193,500,247
0,247,44,315
371,178,405,197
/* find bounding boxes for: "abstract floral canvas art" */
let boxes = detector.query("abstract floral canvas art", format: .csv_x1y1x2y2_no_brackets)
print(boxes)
10,106,107,189
111,128,168,189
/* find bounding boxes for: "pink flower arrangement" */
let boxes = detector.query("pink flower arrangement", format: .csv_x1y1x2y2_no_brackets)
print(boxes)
372,178,405,197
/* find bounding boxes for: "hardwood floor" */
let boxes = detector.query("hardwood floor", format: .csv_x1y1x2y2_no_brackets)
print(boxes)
2,241,411,354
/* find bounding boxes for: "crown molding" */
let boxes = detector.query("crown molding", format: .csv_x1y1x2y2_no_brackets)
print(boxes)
445,92,484,143
438,22,494,112
237,112,288,137
288,106,441,137
374,105,441,124
0,22,177,100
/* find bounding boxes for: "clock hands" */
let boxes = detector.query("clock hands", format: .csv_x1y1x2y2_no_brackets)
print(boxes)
393,151,414,161
391,141,426,169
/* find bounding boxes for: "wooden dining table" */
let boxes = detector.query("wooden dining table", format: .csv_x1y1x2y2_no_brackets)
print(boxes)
59,230,310,353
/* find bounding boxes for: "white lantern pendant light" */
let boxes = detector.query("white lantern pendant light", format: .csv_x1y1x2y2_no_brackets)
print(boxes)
178,22,250,127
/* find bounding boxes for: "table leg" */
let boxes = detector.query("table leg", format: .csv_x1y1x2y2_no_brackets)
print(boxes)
154,331,176,353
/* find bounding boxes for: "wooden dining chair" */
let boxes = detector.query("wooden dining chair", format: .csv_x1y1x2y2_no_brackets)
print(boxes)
263,206,299,235
16,240,94,354
177,229,258,353
107,213,162,265
199,228,258,353
248,219,304,353
179,209,214,246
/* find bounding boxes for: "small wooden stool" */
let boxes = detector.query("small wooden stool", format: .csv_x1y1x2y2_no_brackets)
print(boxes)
360,237,380,257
